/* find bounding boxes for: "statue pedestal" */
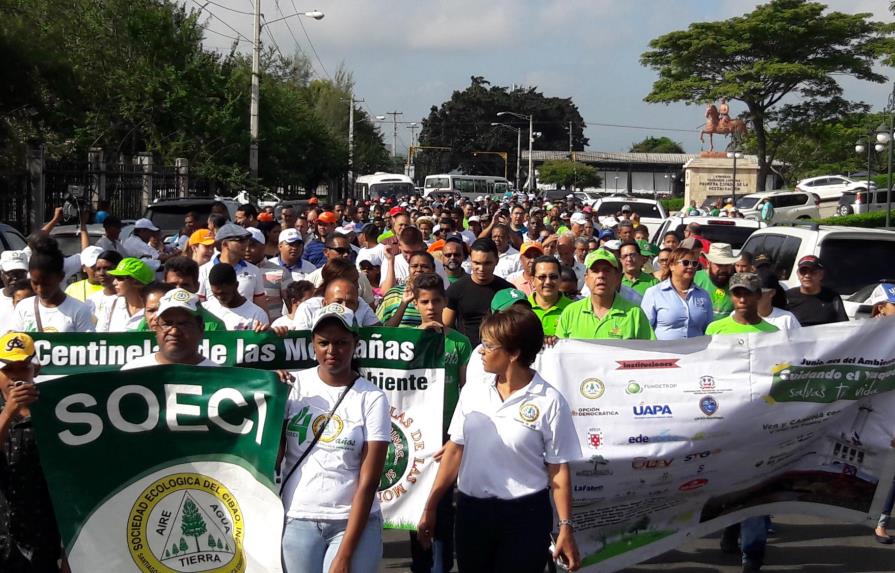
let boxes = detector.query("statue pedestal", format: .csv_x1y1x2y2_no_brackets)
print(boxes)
682,156,759,210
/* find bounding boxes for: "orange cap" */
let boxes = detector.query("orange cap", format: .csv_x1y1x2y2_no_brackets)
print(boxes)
427,239,446,253
318,211,337,224
188,228,215,246
308,197,319,205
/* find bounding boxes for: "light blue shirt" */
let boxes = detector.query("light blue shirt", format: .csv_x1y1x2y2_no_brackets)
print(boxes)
640,279,713,340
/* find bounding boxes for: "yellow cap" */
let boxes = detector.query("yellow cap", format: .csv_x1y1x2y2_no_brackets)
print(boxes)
0,332,36,365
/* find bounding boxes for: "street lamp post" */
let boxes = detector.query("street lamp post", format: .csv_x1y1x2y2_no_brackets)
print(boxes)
726,150,743,205
497,111,534,194
250,6,324,181
877,83,895,228
854,137,882,214
491,123,522,190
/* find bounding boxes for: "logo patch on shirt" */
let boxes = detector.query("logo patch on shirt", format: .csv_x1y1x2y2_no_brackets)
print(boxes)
312,414,344,442
519,402,540,423
580,378,605,400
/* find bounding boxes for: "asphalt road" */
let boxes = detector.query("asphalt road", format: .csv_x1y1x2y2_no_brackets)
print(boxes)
379,514,893,572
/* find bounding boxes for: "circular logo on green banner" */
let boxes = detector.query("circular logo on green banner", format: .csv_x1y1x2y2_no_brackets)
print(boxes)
379,422,410,491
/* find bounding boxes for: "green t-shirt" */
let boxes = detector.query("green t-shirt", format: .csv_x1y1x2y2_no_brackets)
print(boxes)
528,293,573,337
693,270,733,319
556,295,655,340
622,273,659,296
706,316,779,335
136,305,226,332
446,272,468,285
64,279,104,302
376,286,421,327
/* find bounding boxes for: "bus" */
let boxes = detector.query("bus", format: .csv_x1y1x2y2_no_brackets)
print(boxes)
423,174,511,201
354,173,415,201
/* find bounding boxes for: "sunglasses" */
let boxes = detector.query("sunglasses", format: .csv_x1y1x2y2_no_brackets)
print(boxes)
678,259,700,268
535,274,560,281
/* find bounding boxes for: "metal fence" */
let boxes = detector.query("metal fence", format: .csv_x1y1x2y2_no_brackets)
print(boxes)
0,170,31,232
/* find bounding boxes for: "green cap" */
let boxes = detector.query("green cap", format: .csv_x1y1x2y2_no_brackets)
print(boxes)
490,288,531,312
637,240,660,257
584,248,620,271
107,257,155,285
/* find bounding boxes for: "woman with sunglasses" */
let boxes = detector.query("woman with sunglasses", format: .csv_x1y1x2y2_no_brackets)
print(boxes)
640,247,713,340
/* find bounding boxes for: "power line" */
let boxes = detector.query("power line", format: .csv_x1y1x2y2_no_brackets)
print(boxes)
203,26,244,43
260,15,289,62
190,0,252,42
201,0,254,15
292,0,331,80
273,0,310,62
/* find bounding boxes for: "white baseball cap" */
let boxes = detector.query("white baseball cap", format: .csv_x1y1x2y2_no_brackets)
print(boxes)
81,246,104,268
278,228,303,244
0,250,28,272
570,212,588,226
134,218,160,231
156,288,200,319
246,227,265,244
312,303,357,333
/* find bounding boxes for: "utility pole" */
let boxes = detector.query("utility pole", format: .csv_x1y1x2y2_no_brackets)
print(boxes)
569,121,573,154
407,123,418,148
386,111,403,158
249,0,261,181
528,114,534,194
347,95,364,191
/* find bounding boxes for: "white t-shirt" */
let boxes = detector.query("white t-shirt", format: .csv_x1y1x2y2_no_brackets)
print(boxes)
379,255,449,289
271,315,300,330
198,257,266,303
293,296,379,330
449,371,582,500
306,267,375,306
355,244,385,268
281,368,391,520
99,297,145,332
494,247,522,279
0,292,14,334
122,236,161,270
87,291,118,328
733,306,801,331
121,354,219,370
12,295,95,333
270,256,317,282
202,296,270,331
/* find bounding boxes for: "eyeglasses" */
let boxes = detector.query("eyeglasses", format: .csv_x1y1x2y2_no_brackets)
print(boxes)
442,251,463,258
678,259,700,268
535,274,560,281
481,342,502,353
326,245,351,255
619,253,639,260
158,320,196,332
657,258,670,265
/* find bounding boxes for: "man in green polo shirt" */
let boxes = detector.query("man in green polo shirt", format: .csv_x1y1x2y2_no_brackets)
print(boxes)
619,240,659,296
694,242,738,319
557,249,654,340
706,272,779,335
528,255,572,338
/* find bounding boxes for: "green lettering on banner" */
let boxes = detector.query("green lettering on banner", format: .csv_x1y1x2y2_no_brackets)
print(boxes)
769,362,895,403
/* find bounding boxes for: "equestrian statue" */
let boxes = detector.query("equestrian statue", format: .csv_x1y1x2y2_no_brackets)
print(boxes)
700,99,748,151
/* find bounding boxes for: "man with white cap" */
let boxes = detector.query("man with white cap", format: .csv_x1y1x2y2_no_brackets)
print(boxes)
271,228,315,281
123,218,168,270
122,288,218,369
870,282,895,318
693,242,738,319
63,245,105,301
197,222,267,312
0,251,28,334
569,212,589,238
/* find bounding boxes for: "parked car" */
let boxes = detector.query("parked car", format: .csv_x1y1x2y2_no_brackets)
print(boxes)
836,188,893,216
739,223,895,318
736,191,820,222
143,197,238,239
48,224,107,257
651,216,765,251
0,223,27,256
591,196,668,237
795,175,875,203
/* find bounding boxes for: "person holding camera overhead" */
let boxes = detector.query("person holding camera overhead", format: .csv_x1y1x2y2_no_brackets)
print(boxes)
418,306,583,572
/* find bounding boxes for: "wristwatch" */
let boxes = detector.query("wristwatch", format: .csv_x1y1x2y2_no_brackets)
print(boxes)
557,519,575,530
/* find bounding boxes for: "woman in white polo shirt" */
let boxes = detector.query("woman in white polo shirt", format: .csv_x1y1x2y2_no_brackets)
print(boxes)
418,305,582,572
281,303,390,573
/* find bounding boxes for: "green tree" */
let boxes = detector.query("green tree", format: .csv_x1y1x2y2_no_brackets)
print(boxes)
208,534,216,550
538,160,601,190
217,538,224,550
171,544,178,555
629,136,685,154
179,538,187,553
418,76,588,186
180,499,207,553
641,0,893,189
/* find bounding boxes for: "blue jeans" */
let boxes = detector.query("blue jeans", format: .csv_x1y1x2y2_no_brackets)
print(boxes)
740,516,767,567
282,512,382,573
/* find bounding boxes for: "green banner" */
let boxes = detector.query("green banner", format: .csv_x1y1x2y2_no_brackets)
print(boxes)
30,327,444,375
31,365,288,572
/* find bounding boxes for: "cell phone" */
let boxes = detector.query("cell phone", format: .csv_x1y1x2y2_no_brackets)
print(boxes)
13,380,29,388
549,533,570,571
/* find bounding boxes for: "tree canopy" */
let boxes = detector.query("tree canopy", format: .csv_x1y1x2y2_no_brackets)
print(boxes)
629,136,685,154
0,0,390,192
417,76,587,187
538,160,601,190
641,0,895,189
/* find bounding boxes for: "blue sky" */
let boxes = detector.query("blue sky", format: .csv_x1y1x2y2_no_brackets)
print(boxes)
192,0,894,153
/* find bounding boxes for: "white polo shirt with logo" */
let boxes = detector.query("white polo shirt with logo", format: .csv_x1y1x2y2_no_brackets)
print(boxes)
449,371,581,500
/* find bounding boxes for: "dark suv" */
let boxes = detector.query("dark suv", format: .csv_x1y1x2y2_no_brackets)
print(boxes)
144,197,238,237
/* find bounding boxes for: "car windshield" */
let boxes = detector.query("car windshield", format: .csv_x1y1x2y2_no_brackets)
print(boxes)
371,182,414,199
672,224,757,250
147,205,213,231
425,177,450,189
596,202,661,218
819,238,895,295
736,197,761,209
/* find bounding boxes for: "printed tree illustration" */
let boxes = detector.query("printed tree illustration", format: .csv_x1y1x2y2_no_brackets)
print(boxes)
181,499,208,553
217,539,223,550
208,534,217,550
171,544,179,556
179,537,188,553
166,549,170,558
